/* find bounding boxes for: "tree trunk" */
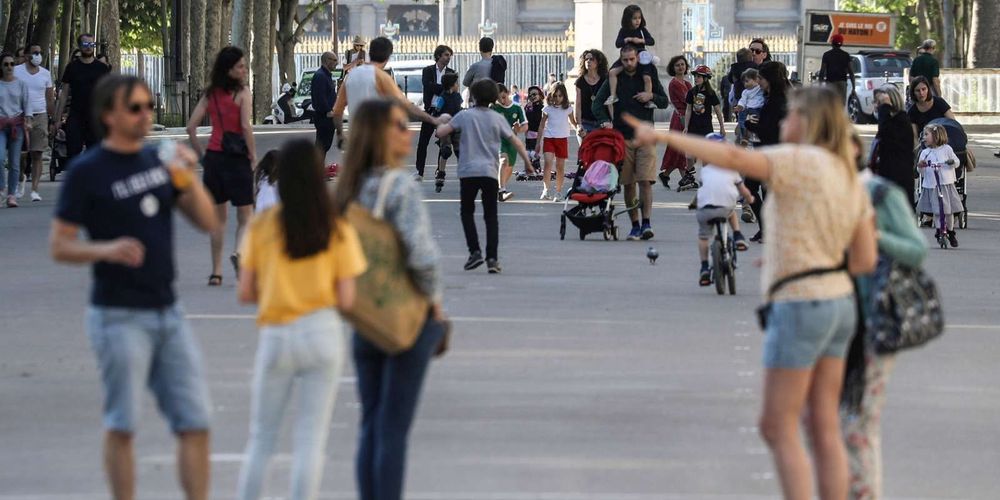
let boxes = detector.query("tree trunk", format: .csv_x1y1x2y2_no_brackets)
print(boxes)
231,0,251,51
971,0,1000,67
332,0,338,55
99,0,120,70
3,0,33,53
57,0,74,78
161,0,172,93
0,0,9,43
190,0,206,105
220,0,233,48
31,0,58,56
205,0,220,74
940,0,958,68
251,0,271,122
181,0,190,79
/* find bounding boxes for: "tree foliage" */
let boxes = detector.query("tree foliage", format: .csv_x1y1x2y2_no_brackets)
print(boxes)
120,0,165,52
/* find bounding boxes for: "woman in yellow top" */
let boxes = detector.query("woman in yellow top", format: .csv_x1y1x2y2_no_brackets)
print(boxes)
235,139,367,500
625,86,878,500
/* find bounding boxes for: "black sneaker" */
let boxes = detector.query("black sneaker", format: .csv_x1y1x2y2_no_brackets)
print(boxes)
750,231,763,243
487,258,502,274
499,190,513,202
464,251,484,270
947,230,959,248
658,171,670,189
699,268,712,286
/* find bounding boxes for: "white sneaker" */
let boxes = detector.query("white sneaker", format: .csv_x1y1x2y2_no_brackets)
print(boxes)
31,191,42,202
15,184,24,199
413,174,424,182
539,188,549,200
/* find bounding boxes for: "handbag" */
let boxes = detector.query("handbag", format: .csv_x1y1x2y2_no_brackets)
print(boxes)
211,92,249,157
867,258,944,354
756,261,847,330
342,169,431,355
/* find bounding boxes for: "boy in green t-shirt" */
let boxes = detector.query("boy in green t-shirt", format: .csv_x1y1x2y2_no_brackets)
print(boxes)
491,84,530,201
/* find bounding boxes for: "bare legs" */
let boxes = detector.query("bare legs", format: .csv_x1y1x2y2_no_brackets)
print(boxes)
103,430,210,500
210,204,252,277
760,358,848,500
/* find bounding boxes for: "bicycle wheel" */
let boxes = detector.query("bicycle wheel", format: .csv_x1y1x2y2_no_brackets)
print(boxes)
711,240,725,295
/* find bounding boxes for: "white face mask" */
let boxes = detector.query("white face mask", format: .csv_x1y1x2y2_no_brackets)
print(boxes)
30,54,42,66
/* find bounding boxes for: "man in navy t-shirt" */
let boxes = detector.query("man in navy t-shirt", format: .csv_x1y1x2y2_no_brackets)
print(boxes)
50,74,218,499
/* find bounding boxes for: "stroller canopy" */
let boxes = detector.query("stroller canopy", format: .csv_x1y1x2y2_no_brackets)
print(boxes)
927,118,968,152
579,129,626,167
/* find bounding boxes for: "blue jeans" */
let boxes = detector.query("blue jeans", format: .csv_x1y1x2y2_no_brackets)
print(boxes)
237,309,346,500
0,125,24,195
86,305,212,433
763,295,857,369
353,315,445,500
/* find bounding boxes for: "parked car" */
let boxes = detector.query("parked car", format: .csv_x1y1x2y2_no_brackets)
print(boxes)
847,50,912,124
386,59,434,109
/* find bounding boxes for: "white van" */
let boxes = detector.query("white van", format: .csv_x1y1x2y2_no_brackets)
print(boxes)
386,59,434,109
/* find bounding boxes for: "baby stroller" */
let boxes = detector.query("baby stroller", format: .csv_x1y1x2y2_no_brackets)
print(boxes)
915,118,970,229
559,129,627,241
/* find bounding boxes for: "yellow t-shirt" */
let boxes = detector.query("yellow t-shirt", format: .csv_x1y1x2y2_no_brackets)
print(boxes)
759,144,873,302
240,207,368,326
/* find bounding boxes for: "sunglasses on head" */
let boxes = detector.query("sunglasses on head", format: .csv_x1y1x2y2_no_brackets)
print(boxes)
127,101,155,114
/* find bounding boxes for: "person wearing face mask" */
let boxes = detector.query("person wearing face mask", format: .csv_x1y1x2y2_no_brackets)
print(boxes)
0,52,32,207
14,44,55,202
54,34,111,164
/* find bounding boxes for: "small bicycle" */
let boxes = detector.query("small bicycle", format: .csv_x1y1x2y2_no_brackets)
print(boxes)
708,216,738,295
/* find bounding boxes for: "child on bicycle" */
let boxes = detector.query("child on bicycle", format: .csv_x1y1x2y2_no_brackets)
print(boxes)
696,134,752,286
916,123,963,247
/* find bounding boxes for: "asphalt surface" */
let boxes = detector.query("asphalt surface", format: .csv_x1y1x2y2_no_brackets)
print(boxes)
1,124,999,499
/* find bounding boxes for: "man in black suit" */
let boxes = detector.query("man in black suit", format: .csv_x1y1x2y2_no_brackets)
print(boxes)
415,45,455,179
311,52,338,156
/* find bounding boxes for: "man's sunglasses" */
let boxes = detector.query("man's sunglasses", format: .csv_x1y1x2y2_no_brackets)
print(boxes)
750,48,764,54
128,101,155,114
30,51,42,56
1,62,14,67
81,42,97,48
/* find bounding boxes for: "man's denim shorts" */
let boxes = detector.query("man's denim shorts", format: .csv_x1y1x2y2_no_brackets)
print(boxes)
762,295,857,369
86,305,212,433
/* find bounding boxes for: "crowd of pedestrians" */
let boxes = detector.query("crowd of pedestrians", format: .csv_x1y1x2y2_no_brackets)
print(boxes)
11,6,956,499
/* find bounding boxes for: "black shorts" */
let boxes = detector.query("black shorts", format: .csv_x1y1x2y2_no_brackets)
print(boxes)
202,150,253,206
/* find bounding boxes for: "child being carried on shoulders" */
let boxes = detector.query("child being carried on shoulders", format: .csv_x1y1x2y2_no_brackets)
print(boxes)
605,4,660,113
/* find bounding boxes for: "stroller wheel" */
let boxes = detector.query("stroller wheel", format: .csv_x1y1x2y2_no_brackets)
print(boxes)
579,229,586,241
603,227,612,241
959,211,968,229
560,215,566,240
612,226,619,241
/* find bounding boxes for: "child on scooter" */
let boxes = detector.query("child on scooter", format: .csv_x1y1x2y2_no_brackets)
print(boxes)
916,123,963,248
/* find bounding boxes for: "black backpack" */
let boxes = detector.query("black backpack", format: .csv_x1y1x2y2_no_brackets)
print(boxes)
490,55,507,84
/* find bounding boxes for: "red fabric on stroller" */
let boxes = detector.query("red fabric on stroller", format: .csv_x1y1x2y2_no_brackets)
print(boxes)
578,129,626,167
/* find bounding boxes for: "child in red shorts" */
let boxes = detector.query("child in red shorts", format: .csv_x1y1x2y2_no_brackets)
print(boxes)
534,83,577,201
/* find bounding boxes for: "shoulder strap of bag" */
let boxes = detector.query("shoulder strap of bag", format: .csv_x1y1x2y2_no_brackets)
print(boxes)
767,258,848,299
210,92,227,130
373,169,406,219
871,181,890,206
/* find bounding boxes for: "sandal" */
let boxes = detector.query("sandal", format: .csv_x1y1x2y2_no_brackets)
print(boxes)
230,253,240,276
208,275,223,287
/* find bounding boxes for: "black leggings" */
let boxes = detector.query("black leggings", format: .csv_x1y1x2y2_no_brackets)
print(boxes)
460,177,499,260
744,179,766,233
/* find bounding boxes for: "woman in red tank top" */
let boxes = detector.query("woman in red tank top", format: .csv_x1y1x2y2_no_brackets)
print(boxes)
186,46,257,287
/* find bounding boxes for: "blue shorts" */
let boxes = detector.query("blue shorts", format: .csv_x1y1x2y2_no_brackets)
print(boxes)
762,296,857,369
86,305,212,433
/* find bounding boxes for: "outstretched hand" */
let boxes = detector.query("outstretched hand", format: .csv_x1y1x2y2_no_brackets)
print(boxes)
622,114,659,147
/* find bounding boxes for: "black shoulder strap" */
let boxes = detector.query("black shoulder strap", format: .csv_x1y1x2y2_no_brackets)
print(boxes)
210,92,226,130
767,258,848,299
871,181,890,206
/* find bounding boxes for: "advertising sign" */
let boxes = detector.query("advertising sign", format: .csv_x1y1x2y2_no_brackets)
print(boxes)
806,11,894,48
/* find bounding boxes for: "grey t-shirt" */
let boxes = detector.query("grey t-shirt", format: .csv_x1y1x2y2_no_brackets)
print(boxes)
449,106,512,179
0,79,29,118
463,59,493,89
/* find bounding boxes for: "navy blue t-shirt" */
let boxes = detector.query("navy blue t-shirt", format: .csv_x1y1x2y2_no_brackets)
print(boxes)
56,145,179,308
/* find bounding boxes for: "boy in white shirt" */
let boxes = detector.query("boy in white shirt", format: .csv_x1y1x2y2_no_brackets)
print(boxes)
733,68,764,146
695,134,754,285
13,44,54,201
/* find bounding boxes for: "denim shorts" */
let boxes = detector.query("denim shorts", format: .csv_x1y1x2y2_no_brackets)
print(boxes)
86,305,212,433
762,295,857,369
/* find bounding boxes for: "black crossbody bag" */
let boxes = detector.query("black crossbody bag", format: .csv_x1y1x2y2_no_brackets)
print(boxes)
756,261,848,330
212,92,249,157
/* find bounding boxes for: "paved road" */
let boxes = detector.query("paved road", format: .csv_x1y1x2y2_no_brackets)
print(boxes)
1,124,999,499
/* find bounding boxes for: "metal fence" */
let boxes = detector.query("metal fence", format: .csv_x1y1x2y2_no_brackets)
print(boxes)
940,69,1000,114
114,52,571,103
